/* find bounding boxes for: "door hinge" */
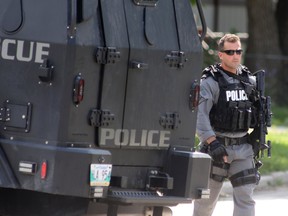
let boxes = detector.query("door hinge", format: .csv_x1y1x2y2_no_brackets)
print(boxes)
159,112,181,130
95,47,121,64
89,109,115,127
165,51,187,69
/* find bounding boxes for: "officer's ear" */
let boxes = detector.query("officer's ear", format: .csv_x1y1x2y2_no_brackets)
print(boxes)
218,51,223,60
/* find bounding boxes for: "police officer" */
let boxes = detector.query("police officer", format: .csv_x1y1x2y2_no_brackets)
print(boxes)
193,34,259,216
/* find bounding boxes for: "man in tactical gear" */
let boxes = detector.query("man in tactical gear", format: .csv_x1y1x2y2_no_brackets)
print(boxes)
193,34,259,216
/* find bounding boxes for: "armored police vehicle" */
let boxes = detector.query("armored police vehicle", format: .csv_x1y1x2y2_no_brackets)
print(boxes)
0,0,210,215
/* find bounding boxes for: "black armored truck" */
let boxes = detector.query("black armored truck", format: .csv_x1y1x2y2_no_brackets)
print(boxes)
0,0,211,215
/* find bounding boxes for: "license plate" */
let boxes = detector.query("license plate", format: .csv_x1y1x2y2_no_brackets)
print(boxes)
90,164,112,186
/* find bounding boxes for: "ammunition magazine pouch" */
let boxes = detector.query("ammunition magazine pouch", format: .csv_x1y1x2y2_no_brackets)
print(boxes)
211,100,253,132
229,168,259,187
210,162,230,182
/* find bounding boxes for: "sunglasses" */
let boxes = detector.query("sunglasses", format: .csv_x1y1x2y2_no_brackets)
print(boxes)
220,49,243,56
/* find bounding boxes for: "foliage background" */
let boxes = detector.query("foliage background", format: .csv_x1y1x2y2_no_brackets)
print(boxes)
192,0,288,106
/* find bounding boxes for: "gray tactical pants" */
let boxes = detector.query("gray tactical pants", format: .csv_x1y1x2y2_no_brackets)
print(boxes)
193,143,256,216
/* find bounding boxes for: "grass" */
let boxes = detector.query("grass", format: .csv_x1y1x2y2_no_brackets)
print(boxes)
251,104,288,175
259,126,288,175
270,106,288,127
250,106,288,174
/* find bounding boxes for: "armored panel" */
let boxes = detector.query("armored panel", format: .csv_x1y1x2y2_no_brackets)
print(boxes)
0,0,104,145
122,0,201,149
0,0,202,149
0,0,109,198
97,0,202,151
0,0,69,143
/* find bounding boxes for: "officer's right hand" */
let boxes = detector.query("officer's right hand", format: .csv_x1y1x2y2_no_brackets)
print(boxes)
199,143,209,153
209,139,228,163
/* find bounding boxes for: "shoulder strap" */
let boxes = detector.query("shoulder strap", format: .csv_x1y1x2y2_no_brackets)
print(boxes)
202,64,251,84
221,70,249,83
202,65,220,81
220,65,251,84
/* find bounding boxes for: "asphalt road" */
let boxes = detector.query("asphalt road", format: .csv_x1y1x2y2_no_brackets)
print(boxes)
171,186,288,216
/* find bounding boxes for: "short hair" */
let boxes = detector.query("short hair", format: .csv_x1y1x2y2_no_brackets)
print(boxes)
218,34,240,51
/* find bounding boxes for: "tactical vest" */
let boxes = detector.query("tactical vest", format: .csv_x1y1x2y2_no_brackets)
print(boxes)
205,66,255,132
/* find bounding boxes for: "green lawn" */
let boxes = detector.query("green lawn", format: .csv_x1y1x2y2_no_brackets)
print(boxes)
260,127,288,175
270,106,288,127
259,105,288,174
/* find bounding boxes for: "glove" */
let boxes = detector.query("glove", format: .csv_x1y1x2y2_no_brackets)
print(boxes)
208,139,228,163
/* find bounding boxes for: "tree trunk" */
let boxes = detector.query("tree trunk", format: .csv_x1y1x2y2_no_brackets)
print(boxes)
245,0,282,103
276,0,288,54
275,0,288,105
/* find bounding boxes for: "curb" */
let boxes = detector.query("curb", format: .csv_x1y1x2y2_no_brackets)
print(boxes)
221,171,288,196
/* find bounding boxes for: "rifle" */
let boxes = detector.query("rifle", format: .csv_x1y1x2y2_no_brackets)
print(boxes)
249,70,272,166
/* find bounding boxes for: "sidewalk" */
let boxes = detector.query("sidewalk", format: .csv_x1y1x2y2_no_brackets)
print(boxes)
221,170,288,196
171,171,288,216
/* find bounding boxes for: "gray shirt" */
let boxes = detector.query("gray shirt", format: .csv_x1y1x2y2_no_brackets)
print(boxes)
196,67,256,143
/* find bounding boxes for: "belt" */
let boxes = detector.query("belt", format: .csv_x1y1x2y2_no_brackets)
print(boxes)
217,136,248,146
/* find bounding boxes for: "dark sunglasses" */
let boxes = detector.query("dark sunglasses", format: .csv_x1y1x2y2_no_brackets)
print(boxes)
220,49,243,56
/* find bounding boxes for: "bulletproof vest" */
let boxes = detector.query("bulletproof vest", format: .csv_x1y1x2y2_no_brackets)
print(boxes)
209,70,254,132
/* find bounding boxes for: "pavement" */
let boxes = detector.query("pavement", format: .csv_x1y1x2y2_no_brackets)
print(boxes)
171,171,288,216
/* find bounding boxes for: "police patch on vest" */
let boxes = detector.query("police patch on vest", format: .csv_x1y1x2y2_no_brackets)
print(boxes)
226,90,248,101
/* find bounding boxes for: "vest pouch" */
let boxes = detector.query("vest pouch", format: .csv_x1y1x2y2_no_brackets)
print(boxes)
249,106,257,128
229,101,238,131
210,102,236,131
245,108,252,129
244,101,252,129
244,83,254,95
237,109,244,129
237,101,246,129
